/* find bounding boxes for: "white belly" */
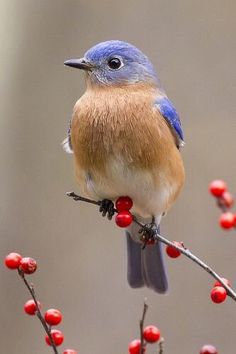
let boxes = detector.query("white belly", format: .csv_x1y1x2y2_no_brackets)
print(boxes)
78,157,175,218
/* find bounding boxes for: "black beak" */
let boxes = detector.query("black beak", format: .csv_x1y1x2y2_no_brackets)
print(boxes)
64,58,93,71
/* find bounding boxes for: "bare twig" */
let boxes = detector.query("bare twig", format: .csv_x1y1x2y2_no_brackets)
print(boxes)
158,337,164,354
67,191,100,206
18,269,59,354
67,191,236,302
139,300,148,354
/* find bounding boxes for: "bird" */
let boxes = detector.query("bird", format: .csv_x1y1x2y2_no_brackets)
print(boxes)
63,40,185,293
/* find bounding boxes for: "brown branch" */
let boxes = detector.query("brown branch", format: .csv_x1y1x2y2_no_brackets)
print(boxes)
18,269,59,354
158,338,164,354
139,300,148,354
67,191,236,302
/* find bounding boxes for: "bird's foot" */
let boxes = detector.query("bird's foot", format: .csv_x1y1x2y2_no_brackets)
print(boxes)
139,220,158,249
99,199,115,220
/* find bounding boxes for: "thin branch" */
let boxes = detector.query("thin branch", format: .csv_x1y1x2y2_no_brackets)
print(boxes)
154,231,236,301
18,269,59,354
66,192,101,206
158,338,164,354
67,191,236,302
139,300,148,354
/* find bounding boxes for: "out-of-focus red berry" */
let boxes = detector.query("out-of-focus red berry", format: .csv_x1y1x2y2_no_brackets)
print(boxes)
166,241,182,258
63,350,78,354
115,210,133,227
45,329,64,346
200,344,218,354
4,252,22,269
143,325,161,343
214,277,231,288
219,212,235,229
45,309,62,326
19,257,37,274
209,180,227,197
128,339,144,354
146,238,156,245
115,196,133,211
24,299,41,315
210,286,227,303
220,191,234,209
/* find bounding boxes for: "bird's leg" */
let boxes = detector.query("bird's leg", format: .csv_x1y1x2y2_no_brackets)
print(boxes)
139,216,157,249
150,216,156,228
98,199,116,220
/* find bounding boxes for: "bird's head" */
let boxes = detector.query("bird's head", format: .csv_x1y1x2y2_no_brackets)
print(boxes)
64,40,159,87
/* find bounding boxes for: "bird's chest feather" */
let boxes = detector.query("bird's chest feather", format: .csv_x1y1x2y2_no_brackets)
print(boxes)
71,85,174,174
70,85,184,215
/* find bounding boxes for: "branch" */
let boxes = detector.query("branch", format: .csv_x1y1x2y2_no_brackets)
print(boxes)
139,300,148,354
18,269,59,354
158,338,164,354
67,191,236,302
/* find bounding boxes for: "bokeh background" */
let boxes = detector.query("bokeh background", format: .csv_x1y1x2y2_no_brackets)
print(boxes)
1,1,236,353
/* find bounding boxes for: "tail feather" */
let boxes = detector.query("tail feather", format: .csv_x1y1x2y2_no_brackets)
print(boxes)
126,232,145,288
126,219,168,294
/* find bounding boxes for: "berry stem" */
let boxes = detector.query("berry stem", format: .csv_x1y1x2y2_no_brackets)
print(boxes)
18,269,59,354
139,300,148,354
67,191,236,302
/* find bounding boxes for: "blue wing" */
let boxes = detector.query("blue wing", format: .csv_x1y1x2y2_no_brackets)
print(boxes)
155,96,184,147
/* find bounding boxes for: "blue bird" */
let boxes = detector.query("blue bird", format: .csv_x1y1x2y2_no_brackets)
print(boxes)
64,40,185,293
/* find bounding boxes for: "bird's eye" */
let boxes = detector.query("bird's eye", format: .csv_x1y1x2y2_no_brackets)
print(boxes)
108,57,122,70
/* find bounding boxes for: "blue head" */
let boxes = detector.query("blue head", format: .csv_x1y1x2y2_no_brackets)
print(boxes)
64,40,159,86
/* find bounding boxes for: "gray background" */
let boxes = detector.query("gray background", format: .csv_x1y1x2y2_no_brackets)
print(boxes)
1,1,236,353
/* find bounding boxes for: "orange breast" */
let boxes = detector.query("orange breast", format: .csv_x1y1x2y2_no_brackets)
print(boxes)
71,83,185,208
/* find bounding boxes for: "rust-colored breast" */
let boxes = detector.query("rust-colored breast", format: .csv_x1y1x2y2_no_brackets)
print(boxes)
71,84,180,174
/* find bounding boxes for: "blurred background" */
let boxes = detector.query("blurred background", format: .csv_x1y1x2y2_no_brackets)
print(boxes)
1,1,236,353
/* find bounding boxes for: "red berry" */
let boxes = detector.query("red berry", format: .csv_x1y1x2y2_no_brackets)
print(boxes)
209,180,227,197
45,309,62,326
128,339,144,354
4,252,22,269
200,344,218,354
143,325,161,343
220,191,234,209
219,212,235,229
19,257,37,274
45,329,64,346
24,299,41,315
115,210,133,227
210,286,227,303
146,238,156,245
214,277,231,288
115,196,133,211
166,241,182,258
63,350,78,354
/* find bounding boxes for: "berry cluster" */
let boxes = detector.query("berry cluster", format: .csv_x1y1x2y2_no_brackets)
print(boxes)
128,325,161,354
209,180,236,230
5,253,37,273
210,278,231,304
4,252,77,354
115,196,133,227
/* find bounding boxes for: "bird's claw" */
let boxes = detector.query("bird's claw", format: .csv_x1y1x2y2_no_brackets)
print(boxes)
99,199,115,220
139,223,157,249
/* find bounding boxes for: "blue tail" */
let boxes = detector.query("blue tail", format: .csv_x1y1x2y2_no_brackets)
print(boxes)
126,218,168,294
